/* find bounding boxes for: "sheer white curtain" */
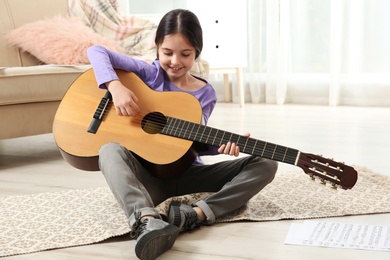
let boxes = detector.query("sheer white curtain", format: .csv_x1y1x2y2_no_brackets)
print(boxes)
246,0,390,106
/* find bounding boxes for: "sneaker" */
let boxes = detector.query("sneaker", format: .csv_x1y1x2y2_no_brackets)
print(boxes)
168,201,202,232
132,217,180,260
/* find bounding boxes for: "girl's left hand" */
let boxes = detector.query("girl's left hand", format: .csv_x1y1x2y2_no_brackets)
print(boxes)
218,133,250,157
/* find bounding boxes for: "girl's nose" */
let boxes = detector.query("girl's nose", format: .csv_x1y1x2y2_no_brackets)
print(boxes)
171,54,179,65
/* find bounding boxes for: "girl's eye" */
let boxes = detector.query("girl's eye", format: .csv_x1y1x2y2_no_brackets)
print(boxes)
162,52,191,57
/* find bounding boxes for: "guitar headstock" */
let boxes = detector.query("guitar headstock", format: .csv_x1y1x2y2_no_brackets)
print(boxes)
297,152,358,189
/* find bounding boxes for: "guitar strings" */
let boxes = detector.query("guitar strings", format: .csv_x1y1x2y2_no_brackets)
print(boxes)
120,111,298,164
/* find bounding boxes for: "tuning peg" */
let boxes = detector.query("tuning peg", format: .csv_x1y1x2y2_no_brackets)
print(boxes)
331,183,337,189
320,178,326,185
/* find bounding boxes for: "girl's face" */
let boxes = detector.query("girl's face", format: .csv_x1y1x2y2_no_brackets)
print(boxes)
158,33,196,81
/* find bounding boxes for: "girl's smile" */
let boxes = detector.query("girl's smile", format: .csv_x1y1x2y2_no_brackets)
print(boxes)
168,66,183,72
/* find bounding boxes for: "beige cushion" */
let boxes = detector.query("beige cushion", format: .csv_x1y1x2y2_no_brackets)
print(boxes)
0,65,91,106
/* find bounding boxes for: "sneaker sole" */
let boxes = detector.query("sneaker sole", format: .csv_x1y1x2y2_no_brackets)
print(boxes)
168,201,182,227
135,224,180,260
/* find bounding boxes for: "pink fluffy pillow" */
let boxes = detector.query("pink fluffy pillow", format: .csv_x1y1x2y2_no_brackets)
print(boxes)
5,16,125,64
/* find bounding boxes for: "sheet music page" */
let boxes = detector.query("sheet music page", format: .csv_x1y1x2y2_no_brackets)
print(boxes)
285,220,390,251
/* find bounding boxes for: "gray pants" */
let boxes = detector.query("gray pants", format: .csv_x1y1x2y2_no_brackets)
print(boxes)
99,142,278,227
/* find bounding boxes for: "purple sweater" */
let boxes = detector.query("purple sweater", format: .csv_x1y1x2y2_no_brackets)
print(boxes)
87,45,219,162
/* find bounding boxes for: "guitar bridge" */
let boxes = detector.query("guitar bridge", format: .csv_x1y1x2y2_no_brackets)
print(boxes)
87,91,112,134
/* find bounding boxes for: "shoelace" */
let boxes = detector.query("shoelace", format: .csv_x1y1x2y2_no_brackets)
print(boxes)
135,219,149,238
182,210,201,231
130,211,144,238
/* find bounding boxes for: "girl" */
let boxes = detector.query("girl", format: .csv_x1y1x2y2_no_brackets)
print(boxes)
87,9,277,260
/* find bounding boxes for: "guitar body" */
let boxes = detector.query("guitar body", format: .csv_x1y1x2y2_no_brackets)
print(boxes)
53,69,203,178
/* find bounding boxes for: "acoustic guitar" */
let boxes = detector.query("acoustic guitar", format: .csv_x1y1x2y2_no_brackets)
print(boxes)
53,69,358,189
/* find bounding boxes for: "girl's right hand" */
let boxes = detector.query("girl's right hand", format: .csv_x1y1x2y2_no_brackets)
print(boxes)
106,80,140,116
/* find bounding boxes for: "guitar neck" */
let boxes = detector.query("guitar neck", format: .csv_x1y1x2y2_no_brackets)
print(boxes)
161,116,300,165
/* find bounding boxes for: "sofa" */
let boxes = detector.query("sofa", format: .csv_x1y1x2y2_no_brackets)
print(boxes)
0,0,91,139
0,0,208,140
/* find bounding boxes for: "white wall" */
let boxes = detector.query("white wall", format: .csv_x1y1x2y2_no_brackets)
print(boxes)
118,0,187,14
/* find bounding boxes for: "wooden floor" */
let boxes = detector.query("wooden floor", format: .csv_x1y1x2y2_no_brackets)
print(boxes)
1,103,389,259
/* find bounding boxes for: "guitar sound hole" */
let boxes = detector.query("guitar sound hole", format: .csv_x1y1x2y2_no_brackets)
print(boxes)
141,112,167,134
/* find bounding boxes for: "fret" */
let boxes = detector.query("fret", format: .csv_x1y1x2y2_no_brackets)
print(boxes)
212,129,219,146
285,149,300,165
176,118,185,138
199,126,209,144
251,139,258,155
207,128,218,145
197,124,204,142
182,120,191,139
220,131,226,146
188,122,200,141
271,145,277,159
221,132,232,144
171,118,179,137
164,117,174,136
242,136,249,151
166,118,176,137
263,143,276,159
282,148,288,162
194,123,201,141
188,122,196,140
236,135,241,146
273,145,288,162
202,126,209,143
261,142,267,157
235,136,244,150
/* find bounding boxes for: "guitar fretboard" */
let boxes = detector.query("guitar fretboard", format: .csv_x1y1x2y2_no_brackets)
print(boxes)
161,116,300,165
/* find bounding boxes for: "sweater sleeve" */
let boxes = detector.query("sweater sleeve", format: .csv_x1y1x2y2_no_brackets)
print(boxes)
87,45,155,88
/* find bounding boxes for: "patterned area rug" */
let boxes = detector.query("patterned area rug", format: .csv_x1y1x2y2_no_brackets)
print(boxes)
1,165,389,257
